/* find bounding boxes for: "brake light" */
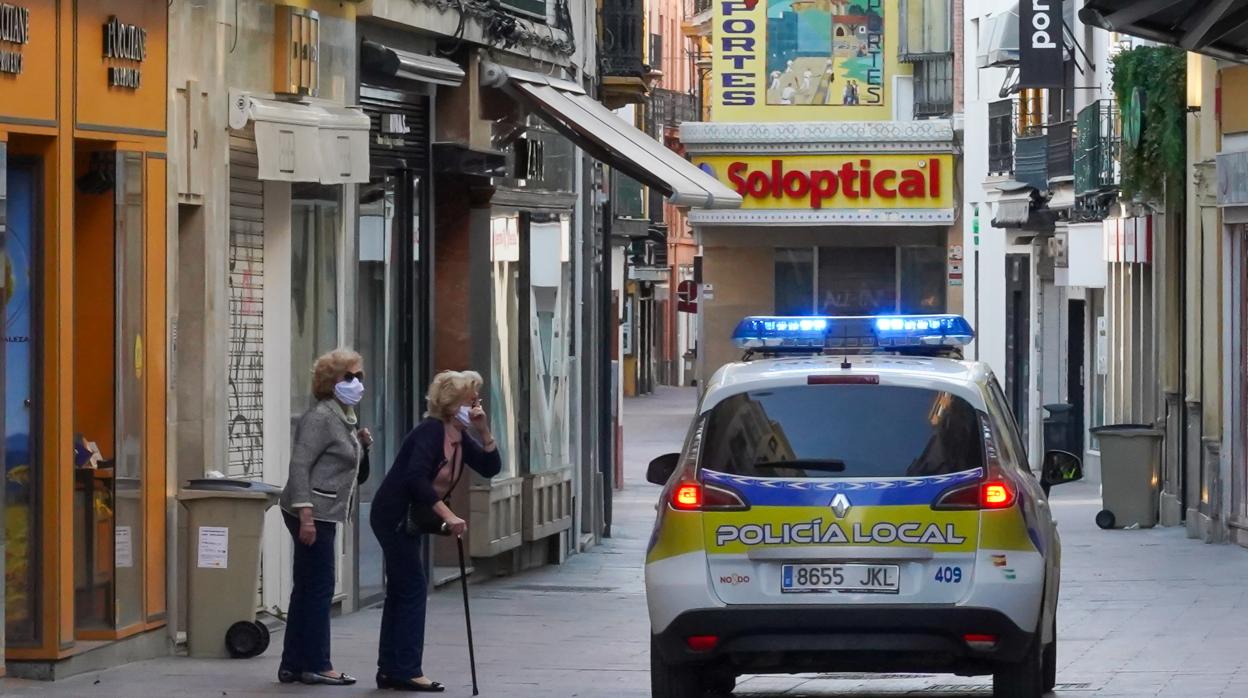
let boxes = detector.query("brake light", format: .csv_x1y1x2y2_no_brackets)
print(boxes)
982,481,1015,508
669,481,749,511
673,484,702,510
808,374,880,385
963,633,998,650
686,635,719,652
932,480,1017,510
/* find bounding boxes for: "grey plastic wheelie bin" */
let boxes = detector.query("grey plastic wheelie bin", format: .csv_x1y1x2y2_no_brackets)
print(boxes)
179,479,282,658
1088,424,1164,529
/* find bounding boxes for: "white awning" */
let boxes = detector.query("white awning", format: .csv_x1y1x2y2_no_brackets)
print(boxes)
480,62,742,210
228,91,371,184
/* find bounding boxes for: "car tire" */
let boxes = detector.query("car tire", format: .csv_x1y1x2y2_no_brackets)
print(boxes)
1095,509,1116,529
651,635,705,698
993,635,1044,698
1042,614,1057,692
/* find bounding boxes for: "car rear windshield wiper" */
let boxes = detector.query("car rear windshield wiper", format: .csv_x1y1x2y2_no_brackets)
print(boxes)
753,459,847,472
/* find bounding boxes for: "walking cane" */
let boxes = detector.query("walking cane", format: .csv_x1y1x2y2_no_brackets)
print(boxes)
457,535,480,696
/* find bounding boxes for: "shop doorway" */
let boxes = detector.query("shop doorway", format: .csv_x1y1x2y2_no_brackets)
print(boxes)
3,152,42,646
355,171,427,607
70,147,148,636
1006,253,1032,445
1068,299,1086,457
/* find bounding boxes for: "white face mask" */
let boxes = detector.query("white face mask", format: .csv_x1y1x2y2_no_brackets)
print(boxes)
456,405,472,426
334,378,365,406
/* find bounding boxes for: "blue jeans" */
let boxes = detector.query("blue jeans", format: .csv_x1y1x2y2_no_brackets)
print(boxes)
281,511,337,674
373,523,429,680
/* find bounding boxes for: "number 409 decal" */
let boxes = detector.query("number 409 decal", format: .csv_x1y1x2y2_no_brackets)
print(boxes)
934,566,963,583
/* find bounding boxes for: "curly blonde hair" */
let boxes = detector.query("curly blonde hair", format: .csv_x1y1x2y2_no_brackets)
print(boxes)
311,348,363,401
425,370,483,421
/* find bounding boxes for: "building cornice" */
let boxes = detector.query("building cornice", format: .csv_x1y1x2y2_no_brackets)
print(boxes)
680,120,956,154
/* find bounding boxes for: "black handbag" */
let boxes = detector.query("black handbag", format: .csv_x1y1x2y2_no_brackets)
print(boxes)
400,444,463,537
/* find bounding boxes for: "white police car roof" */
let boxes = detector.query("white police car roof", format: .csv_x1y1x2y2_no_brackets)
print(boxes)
702,354,994,413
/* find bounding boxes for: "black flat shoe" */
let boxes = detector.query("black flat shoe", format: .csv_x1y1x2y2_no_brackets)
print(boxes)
299,671,356,686
376,674,445,692
278,669,299,684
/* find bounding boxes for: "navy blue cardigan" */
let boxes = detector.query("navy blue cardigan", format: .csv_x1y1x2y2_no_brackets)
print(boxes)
370,418,502,533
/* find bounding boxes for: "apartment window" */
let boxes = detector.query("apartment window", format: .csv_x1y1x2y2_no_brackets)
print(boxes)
914,56,955,118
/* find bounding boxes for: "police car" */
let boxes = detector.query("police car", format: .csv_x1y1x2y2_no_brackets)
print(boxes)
644,315,1083,698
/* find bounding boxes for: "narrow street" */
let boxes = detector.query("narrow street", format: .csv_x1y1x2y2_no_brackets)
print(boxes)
5,387,1248,697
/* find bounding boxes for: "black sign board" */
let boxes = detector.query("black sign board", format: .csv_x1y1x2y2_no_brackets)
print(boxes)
1019,0,1064,87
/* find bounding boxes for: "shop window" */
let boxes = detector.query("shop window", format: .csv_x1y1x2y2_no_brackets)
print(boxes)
3,154,42,644
898,246,947,313
775,247,815,315
528,215,572,473
290,184,341,422
817,247,897,316
489,213,522,479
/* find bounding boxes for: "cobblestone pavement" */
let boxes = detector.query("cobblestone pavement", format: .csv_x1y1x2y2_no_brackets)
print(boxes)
5,387,1248,697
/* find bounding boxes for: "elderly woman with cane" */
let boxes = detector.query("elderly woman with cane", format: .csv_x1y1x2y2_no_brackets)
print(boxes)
370,370,501,692
277,349,373,685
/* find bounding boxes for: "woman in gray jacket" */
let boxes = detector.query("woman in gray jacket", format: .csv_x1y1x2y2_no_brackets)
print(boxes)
277,349,372,686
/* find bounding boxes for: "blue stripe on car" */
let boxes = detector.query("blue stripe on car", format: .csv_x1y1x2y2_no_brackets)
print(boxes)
701,468,985,507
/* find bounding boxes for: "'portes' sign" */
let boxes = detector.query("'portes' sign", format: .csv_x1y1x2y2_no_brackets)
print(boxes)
1019,0,1064,88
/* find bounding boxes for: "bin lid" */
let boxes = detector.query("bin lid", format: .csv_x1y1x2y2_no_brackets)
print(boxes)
1043,403,1075,414
185,478,281,492
1089,424,1163,437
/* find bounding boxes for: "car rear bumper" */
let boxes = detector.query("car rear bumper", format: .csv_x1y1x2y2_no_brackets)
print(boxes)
653,604,1034,676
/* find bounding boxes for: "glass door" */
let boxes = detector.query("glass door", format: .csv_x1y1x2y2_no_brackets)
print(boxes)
354,171,425,606
3,149,43,644
113,151,145,630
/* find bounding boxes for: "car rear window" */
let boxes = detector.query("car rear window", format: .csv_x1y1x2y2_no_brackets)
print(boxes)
700,384,984,479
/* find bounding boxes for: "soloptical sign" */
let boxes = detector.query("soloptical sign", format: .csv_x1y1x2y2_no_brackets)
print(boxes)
693,154,954,210
713,0,905,122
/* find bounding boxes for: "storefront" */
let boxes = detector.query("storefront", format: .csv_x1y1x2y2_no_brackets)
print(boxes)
682,121,959,384
165,0,367,634
353,30,463,602
1,0,169,673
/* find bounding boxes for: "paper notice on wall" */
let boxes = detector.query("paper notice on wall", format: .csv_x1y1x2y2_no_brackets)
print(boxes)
115,526,134,568
197,526,229,569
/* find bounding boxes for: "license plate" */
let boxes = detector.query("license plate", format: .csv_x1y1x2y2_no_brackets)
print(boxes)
781,563,900,594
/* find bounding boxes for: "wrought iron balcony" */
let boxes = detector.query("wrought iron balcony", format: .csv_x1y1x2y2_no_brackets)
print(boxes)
1074,99,1120,197
601,0,646,78
913,54,955,119
988,99,1015,176
651,88,698,131
1014,132,1048,191
1047,121,1075,181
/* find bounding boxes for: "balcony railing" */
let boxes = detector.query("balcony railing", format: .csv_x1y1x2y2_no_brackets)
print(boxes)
988,99,1015,176
1014,132,1048,191
1074,100,1120,197
690,0,712,16
651,88,698,132
913,55,955,119
601,0,646,78
1047,121,1075,180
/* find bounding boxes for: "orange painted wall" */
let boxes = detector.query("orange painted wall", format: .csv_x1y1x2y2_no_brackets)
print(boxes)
142,154,166,622
73,0,167,135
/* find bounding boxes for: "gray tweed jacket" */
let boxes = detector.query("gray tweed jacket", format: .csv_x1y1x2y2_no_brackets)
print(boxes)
279,399,362,523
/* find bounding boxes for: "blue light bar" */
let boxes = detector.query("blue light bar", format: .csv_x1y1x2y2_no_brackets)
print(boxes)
732,314,975,353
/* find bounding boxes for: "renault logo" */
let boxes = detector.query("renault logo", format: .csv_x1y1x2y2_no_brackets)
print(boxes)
830,493,851,518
